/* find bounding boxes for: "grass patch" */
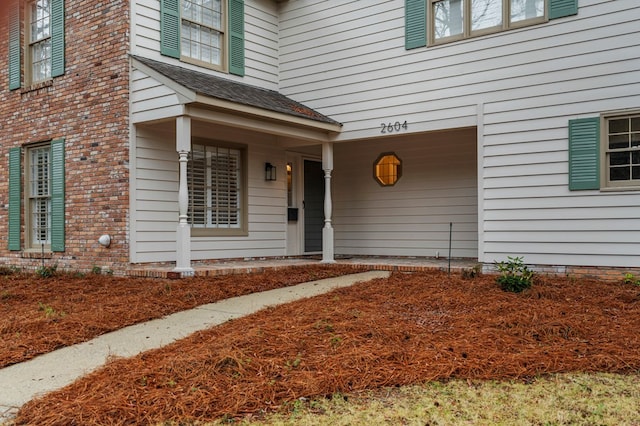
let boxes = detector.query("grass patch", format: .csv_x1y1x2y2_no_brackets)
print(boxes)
230,372,640,425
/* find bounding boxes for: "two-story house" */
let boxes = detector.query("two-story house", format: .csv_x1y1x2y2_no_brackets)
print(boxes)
1,0,639,277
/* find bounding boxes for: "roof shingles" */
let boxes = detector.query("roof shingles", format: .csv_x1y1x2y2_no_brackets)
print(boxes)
133,56,340,126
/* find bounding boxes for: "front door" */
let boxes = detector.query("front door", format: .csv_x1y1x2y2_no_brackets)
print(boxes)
303,159,324,253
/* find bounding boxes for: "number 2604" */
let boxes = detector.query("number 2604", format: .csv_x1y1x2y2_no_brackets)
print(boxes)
381,121,408,134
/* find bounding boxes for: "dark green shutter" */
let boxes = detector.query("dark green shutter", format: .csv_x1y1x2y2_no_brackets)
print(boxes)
549,0,578,20
228,0,245,76
51,0,66,77
50,139,65,252
160,0,181,58
8,1,20,90
405,0,426,50
568,117,600,191
8,148,22,250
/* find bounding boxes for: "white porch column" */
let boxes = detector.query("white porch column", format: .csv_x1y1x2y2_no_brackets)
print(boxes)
321,142,335,263
173,116,194,276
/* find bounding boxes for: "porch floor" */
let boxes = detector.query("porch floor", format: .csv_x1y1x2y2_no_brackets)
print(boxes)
127,256,481,278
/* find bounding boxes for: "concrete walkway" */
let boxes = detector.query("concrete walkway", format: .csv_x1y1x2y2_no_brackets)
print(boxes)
0,270,390,422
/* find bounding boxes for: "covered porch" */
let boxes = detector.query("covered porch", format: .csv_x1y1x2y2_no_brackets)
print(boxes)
130,57,343,276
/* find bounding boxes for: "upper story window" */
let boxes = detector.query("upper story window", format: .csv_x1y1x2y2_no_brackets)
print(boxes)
29,0,52,83
181,0,224,68
405,0,578,50
8,0,64,90
160,0,245,76
431,0,544,44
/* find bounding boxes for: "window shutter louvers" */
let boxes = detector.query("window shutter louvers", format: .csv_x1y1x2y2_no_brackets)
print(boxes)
8,1,21,90
568,117,600,191
405,0,426,50
228,0,245,76
549,0,578,20
51,0,65,77
160,0,181,58
50,139,65,252
8,148,22,250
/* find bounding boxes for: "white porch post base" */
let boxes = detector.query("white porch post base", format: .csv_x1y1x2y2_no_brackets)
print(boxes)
321,226,335,263
173,222,194,276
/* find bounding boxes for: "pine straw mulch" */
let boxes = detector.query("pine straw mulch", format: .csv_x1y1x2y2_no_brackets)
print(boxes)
14,270,640,425
0,264,358,369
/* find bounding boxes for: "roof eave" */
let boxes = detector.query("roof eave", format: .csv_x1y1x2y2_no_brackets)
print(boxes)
193,93,343,134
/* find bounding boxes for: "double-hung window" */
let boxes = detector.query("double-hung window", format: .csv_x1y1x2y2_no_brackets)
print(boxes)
568,112,640,191
604,114,640,188
160,0,245,75
28,145,52,246
29,0,52,83
7,140,65,252
181,0,223,67
188,143,247,235
8,0,65,90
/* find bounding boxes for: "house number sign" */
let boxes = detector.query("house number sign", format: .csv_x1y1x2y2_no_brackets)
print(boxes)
380,120,408,134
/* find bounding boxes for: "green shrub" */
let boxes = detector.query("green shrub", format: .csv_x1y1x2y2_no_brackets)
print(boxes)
36,263,58,279
495,256,533,293
623,273,640,286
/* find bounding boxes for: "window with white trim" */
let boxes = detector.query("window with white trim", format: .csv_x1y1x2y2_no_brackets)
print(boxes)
604,113,640,188
7,140,65,252
188,143,245,232
28,0,52,83
27,144,52,247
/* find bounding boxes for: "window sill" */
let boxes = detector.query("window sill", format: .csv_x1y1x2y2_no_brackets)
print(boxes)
20,79,53,95
192,227,248,238
21,250,53,259
600,186,640,192
180,56,226,74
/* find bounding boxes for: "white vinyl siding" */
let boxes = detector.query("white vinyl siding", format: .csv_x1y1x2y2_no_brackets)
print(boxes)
130,69,186,123
332,129,478,258
279,0,640,268
131,0,279,90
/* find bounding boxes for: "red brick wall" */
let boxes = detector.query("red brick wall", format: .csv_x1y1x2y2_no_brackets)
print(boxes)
0,0,131,273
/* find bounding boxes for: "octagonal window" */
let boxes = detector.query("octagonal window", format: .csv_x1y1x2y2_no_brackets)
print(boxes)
374,152,402,186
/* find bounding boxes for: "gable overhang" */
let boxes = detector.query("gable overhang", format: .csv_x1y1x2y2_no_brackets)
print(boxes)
132,57,342,144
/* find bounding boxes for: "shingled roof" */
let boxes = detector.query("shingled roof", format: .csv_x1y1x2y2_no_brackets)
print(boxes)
133,56,340,126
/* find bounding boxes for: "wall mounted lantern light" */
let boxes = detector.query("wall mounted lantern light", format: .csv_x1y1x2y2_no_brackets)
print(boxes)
265,162,277,181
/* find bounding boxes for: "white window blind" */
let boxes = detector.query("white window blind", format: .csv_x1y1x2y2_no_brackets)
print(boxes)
188,144,241,228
